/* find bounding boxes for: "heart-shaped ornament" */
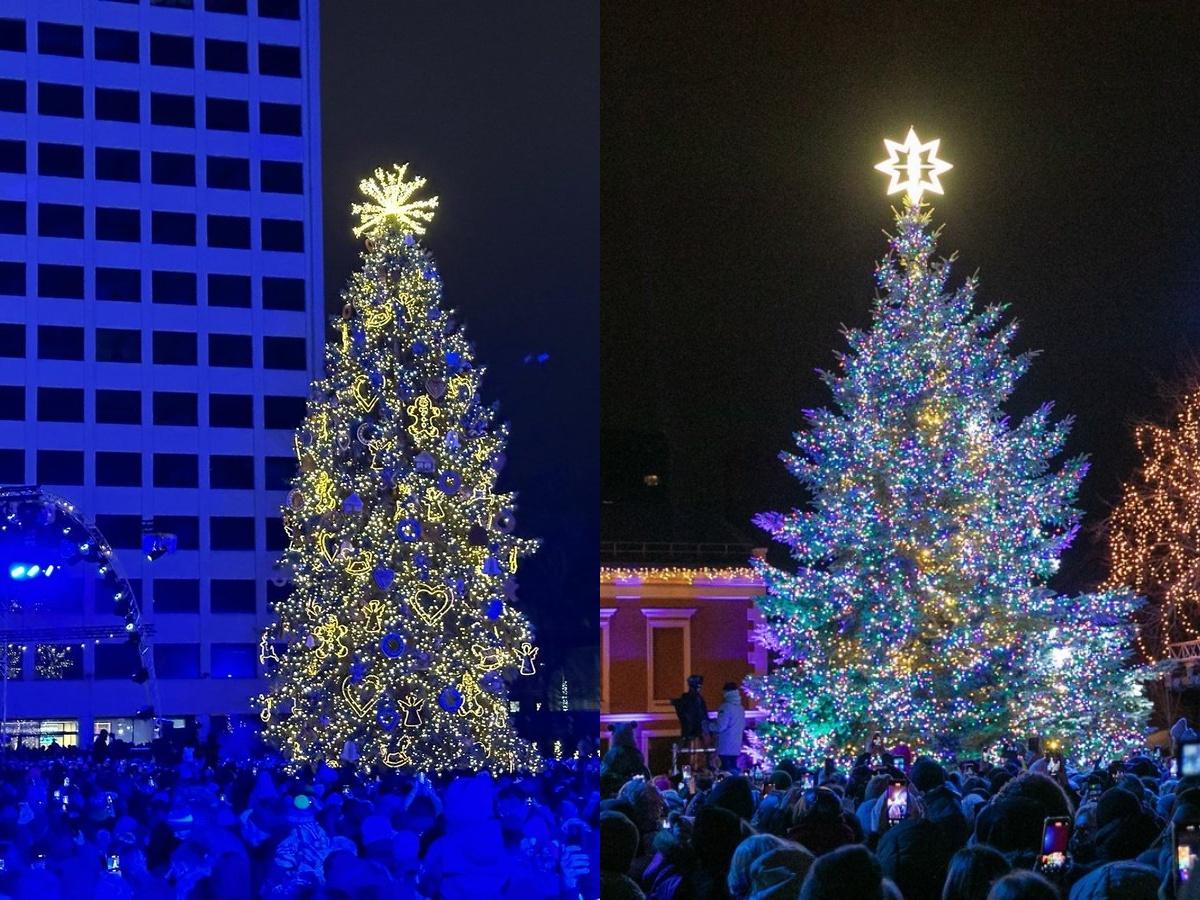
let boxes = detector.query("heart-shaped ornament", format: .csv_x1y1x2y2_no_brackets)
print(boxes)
413,584,454,626
373,567,395,590
342,673,382,718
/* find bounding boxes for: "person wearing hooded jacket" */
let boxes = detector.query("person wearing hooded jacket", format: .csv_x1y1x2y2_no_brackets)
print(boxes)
712,684,747,773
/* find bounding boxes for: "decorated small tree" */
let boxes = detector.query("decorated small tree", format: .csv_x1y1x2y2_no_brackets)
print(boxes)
256,165,541,772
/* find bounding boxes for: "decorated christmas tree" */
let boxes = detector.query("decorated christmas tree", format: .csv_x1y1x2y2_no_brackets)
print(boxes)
1105,383,1200,662
256,164,542,773
747,130,1147,761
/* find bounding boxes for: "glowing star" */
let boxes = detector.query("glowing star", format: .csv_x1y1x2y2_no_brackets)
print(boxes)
873,127,953,202
351,163,440,239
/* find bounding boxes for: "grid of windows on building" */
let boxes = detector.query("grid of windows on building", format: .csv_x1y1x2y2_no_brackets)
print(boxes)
0,0,321,736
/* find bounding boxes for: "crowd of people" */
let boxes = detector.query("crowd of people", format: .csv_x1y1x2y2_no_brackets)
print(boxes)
600,717,1200,900
0,727,598,899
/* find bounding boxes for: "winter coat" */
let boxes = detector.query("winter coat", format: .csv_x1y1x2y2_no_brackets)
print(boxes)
712,690,746,757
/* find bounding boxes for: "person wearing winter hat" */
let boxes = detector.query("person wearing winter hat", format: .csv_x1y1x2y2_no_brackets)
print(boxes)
1066,860,1158,900
798,843,889,900
708,774,756,823
985,869,1060,900
728,834,793,898
876,817,955,900
601,811,644,898
712,682,747,773
747,844,815,900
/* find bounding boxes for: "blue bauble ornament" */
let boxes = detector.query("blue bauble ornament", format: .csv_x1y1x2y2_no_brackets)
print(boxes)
485,599,504,620
437,470,462,495
396,518,421,542
342,493,363,514
373,568,395,590
368,369,384,387
380,632,406,658
349,661,368,683
403,234,415,246
422,267,436,281
444,351,462,371
438,686,463,713
482,556,503,576
412,341,427,356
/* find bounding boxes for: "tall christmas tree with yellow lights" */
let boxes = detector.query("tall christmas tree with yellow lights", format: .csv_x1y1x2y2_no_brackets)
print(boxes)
256,165,541,773
747,130,1148,761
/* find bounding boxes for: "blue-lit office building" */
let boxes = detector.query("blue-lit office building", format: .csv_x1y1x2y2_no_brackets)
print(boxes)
0,0,323,746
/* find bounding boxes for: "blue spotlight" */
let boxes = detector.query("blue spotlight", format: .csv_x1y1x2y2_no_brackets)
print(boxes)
8,564,25,580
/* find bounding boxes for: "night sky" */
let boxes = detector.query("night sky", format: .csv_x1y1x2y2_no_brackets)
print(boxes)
322,5,598,666
601,6,1200,591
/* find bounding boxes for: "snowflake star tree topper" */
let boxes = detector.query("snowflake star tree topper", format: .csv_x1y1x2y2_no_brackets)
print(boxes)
874,127,953,203
351,163,440,239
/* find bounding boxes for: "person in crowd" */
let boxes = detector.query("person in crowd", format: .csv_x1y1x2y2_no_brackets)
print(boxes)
602,811,646,899
798,843,897,900
787,787,856,856
942,844,1011,900
712,683,747,774
603,723,650,798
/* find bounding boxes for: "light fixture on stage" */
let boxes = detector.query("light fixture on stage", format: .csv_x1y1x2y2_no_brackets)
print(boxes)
9,562,55,581
141,531,177,562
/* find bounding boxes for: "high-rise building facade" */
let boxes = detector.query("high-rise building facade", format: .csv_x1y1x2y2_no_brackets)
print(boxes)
0,0,323,746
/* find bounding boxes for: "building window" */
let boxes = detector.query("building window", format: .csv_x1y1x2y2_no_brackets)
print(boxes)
260,101,301,136
152,331,197,365
211,455,254,489
154,516,199,550
150,33,193,68
153,391,197,425
38,82,83,118
150,92,194,127
95,643,140,679
96,328,141,363
263,456,295,490
258,43,300,77
0,324,24,358
262,219,303,252
210,394,252,427
95,451,141,487
94,27,139,63
263,336,305,370
38,264,84,299
153,580,199,614
264,395,304,429
38,142,83,178
206,0,248,14
205,98,249,133
38,325,84,361
265,517,286,551
206,154,250,189
152,271,197,305
259,0,300,19
642,608,696,710
35,645,82,680
96,147,139,182
0,19,25,52
208,273,251,308
0,449,22,482
38,22,83,58
0,139,24,173
153,453,198,488
261,160,303,194
151,0,194,7
95,389,140,424
37,450,84,486
96,207,141,242
37,387,83,423
208,215,251,249
38,203,84,239
151,151,195,186
95,87,139,123
0,200,23,234
205,38,247,72
209,333,252,367
154,644,200,678
211,643,256,677
96,267,141,303
211,517,255,550
0,79,23,114
0,386,22,419
152,211,196,246
0,262,21,295
211,582,255,614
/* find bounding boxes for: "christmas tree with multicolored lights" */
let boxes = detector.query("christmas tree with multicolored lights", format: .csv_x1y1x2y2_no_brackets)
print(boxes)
255,164,541,773
747,130,1148,761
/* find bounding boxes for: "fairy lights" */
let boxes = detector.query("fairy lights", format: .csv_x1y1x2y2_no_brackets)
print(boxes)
255,164,540,773
1105,385,1200,662
746,196,1148,764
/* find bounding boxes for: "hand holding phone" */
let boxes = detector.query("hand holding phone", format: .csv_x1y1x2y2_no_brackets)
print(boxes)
1037,817,1071,875
885,780,908,824
1177,822,1200,889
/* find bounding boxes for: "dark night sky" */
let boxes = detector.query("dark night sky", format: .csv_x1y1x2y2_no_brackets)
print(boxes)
322,5,598,663
601,5,1200,590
